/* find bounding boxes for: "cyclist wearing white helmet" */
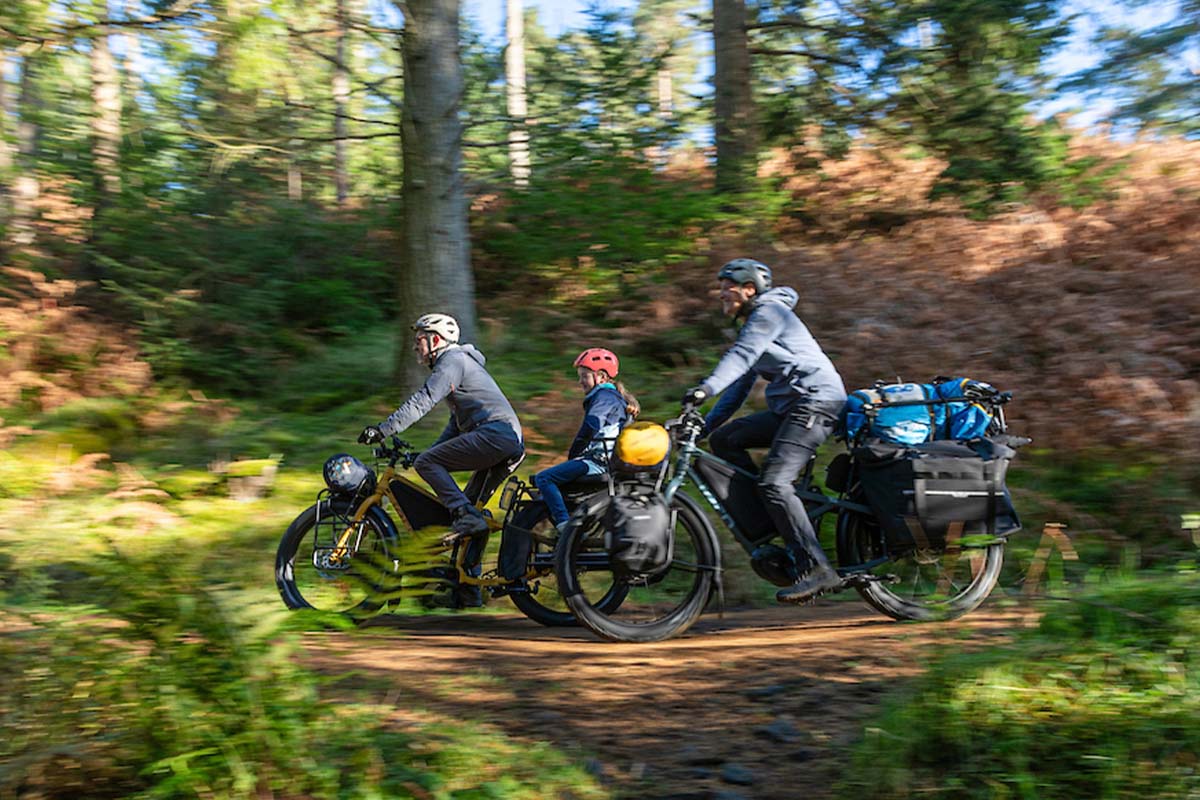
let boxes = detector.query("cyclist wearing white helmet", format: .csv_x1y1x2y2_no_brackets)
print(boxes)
359,313,524,604
682,258,848,605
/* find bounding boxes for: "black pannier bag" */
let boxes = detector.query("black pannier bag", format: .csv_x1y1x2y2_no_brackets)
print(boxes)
692,457,776,540
854,438,1021,550
498,501,545,581
603,486,674,582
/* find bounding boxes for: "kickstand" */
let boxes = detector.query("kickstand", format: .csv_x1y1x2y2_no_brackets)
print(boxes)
714,565,725,619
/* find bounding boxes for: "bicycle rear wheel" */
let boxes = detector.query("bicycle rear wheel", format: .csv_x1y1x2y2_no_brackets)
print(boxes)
276,498,400,613
836,508,1004,621
507,501,628,626
557,492,719,643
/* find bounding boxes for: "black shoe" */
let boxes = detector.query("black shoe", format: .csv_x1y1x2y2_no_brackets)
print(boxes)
776,565,845,604
456,565,484,608
451,505,490,537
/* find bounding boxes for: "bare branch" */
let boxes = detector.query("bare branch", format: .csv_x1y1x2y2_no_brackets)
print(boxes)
750,47,857,67
463,139,513,149
284,99,400,128
62,0,205,34
3,0,203,44
179,123,294,155
0,24,46,45
286,26,340,69
748,17,839,35
291,131,402,142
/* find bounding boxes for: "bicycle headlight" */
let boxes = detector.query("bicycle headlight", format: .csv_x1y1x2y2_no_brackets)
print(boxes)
322,453,377,496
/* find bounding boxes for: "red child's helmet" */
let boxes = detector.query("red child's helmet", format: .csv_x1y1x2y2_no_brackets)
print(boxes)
573,348,619,378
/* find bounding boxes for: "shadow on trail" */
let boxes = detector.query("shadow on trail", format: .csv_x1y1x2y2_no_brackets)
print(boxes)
305,603,1021,800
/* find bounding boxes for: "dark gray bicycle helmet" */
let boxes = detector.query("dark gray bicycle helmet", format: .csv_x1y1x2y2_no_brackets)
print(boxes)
717,258,772,294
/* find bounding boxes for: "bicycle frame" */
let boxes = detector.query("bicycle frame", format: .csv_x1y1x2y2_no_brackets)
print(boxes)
323,461,526,590
661,414,884,576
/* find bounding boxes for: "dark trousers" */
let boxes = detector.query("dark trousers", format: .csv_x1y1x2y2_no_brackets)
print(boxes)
708,404,841,560
413,422,524,514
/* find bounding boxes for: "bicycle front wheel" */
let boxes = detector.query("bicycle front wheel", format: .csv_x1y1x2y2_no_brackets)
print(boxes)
276,498,400,613
556,492,719,643
836,509,1004,622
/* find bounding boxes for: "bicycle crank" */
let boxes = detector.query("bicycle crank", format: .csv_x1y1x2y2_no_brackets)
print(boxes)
841,572,900,589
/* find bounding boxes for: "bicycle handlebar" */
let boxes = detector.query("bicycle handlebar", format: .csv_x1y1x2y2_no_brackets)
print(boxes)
372,436,420,468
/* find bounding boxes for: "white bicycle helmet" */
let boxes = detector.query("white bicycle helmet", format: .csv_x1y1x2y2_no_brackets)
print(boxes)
717,258,773,294
412,313,460,344
412,313,460,367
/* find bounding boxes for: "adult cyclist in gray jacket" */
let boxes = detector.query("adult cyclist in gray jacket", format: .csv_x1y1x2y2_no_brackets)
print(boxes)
358,314,524,600
682,259,848,605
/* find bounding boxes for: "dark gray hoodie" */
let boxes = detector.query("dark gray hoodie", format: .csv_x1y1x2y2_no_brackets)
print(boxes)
378,344,522,444
701,286,846,431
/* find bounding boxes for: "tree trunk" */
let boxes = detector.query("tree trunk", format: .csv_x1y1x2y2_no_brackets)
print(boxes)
10,54,41,249
119,0,145,110
398,0,475,390
505,0,530,187
713,0,756,193
0,50,13,240
118,0,145,190
288,157,303,200
89,24,122,279
657,65,673,118
333,0,351,205
91,29,122,205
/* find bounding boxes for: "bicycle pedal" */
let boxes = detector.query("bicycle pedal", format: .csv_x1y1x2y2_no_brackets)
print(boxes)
842,572,897,589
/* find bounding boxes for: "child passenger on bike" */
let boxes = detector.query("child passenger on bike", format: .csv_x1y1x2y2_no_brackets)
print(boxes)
534,348,639,532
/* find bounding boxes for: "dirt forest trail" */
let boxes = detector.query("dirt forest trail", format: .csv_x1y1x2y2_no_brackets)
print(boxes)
302,603,1026,799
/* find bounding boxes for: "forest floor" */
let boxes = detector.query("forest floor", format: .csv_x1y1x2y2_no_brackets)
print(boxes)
302,602,1027,799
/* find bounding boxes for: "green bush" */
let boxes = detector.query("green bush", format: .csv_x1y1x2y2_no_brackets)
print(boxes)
98,200,398,396
477,157,720,310
841,572,1200,799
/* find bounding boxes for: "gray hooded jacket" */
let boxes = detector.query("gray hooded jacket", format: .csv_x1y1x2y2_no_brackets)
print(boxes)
701,286,846,432
379,344,523,445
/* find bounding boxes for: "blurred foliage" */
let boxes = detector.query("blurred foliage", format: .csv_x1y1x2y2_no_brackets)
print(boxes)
0,547,608,799
1,0,1176,399
94,200,398,392
478,157,719,307
840,572,1200,798
1060,0,1200,138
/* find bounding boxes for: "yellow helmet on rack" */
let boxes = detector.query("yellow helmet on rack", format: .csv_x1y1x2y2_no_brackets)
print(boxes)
612,421,670,473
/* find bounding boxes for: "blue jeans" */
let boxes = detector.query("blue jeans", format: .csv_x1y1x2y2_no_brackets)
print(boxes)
533,459,591,525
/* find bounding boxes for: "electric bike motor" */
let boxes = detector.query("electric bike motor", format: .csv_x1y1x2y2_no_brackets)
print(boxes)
749,543,798,587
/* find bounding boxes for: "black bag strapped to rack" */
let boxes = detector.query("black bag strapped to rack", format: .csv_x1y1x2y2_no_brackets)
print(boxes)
603,484,675,582
854,438,1021,551
498,499,545,581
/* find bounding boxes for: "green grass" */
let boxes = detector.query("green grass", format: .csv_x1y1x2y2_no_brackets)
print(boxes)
839,571,1200,799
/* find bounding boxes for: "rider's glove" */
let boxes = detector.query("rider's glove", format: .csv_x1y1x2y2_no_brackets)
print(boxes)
357,425,385,445
681,386,708,408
